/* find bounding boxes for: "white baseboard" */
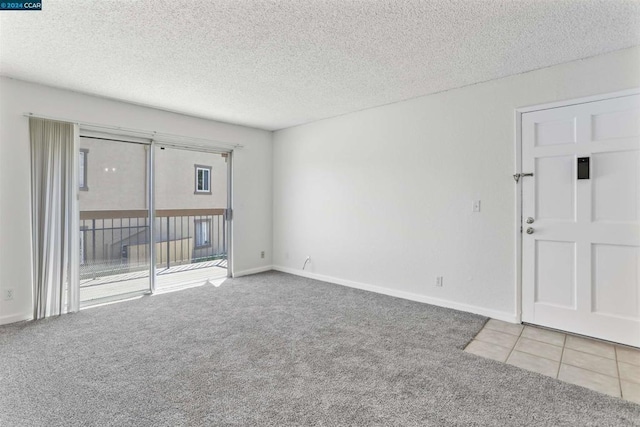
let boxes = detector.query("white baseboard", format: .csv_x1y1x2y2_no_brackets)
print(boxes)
1,268,515,324
0,312,32,326
272,265,518,323
233,265,273,278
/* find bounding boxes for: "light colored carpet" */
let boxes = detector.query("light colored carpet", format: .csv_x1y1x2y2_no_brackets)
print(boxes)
1,271,638,426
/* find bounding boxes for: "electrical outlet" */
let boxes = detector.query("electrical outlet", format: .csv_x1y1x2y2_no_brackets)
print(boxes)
260,251,265,259
4,289,14,300
435,276,443,287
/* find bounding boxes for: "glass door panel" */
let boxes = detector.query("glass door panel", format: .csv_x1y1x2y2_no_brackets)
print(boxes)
79,137,151,305
154,145,228,290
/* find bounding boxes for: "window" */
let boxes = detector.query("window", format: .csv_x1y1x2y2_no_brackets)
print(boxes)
195,219,211,248
79,149,89,191
194,165,211,194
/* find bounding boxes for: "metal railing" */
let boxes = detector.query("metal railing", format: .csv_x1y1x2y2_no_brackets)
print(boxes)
79,208,226,280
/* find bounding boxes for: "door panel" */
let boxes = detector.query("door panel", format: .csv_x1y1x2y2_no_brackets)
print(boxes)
592,150,639,223
535,118,577,146
153,146,229,291
535,240,576,308
535,156,575,220
592,244,639,320
592,108,640,141
522,94,640,347
78,137,151,305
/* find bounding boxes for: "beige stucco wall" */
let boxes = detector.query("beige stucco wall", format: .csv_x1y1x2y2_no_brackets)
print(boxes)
155,146,227,210
79,137,147,210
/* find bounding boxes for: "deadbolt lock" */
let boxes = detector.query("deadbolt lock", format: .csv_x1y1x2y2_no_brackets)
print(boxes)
526,217,534,224
526,227,534,234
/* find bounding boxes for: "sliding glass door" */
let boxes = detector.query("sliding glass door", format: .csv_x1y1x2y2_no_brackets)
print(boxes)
153,145,229,290
78,137,151,305
77,135,231,305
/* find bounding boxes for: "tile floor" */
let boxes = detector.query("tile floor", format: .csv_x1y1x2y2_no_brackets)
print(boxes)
465,319,640,404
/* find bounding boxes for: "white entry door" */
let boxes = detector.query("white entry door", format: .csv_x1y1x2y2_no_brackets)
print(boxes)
522,93,640,347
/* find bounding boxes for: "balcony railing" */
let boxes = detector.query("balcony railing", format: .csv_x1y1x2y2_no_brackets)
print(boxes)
79,208,226,280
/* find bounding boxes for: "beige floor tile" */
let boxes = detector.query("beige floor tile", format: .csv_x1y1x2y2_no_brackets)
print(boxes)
484,319,524,336
562,348,618,377
558,364,620,398
621,380,640,404
514,337,563,361
521,326,565,347
616,346,640,367
565,335,615,359
465,340,511,362
475,328,519,349
507,350,559,378
618,361,640,384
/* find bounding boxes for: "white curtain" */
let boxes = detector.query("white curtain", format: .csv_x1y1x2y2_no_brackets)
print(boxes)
30,118,80,319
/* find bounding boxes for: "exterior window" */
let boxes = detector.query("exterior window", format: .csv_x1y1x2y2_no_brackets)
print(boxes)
195,219,211,248
194,165,211,194
79,149,89,191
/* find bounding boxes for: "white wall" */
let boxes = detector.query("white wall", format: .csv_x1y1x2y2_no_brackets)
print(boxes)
0,77,273,324
273,46,640,322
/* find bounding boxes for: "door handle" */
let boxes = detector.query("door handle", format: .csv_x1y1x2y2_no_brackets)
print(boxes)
526,227,534,234
526,217,534,224
513,173,534,183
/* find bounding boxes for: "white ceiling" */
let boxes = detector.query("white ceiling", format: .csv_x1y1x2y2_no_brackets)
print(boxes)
1,1,639,131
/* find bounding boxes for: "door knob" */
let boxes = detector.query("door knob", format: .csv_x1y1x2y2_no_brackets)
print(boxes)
526,227,534,234
526,217,534,224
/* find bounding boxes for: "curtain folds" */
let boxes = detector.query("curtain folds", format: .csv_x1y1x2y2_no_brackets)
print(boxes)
30,118,79,319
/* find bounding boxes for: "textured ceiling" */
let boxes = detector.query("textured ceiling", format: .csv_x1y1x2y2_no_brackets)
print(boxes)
1,1,639,130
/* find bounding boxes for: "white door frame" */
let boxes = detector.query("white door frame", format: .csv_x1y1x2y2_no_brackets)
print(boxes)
513,88,640,324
